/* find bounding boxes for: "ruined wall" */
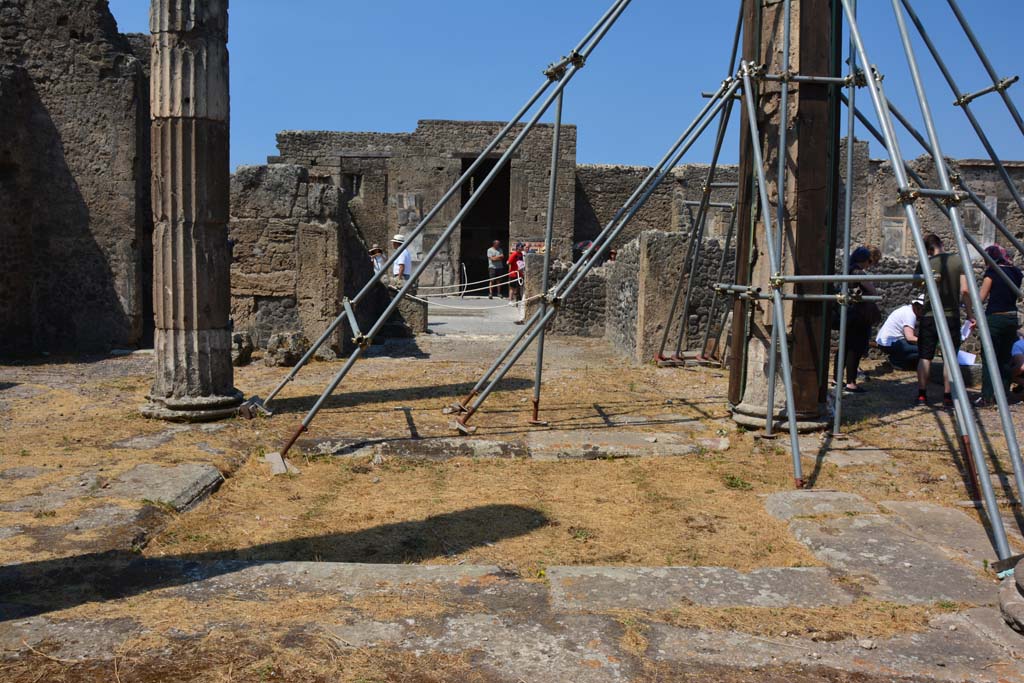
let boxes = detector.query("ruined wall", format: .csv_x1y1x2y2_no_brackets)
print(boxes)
0,0,150,353
523,253,606,338
0,66,33,350
574,165,675,248
272,121,577,287
229,164,387,356
604,238,641,358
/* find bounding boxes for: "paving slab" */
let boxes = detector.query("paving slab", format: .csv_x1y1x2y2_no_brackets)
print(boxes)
97,463,223,511
525,429,700,459
110,425,191,449
547,566,853,610
0,471,100,512
764,491,876,520
0,466,45,480
881,500,1000,570
648,608,1023,683
787,436,893,467
789,514,996,604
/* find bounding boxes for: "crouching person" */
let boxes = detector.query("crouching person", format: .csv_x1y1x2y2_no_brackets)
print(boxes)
876,296,924,370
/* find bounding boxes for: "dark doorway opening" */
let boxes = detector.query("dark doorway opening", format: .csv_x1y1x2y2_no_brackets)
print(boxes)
460,158,510,291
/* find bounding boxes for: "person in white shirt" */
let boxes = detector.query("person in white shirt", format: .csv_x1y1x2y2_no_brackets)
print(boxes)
391,234,412,282
875,296,924,370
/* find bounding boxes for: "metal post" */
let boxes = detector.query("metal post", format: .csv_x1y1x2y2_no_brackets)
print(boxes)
457,79,741,430
740,62,804,486
699,189,740,360
258,0,631,411
530,90,564,426
765,0,793,437
843,0,1010,560
276,0,633,452
900,0,1024,218
945,0,1024,137
892,0,1024,553
833,0,857,434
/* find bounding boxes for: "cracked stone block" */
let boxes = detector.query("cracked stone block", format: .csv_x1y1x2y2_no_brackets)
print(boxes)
764,491,876,521
881,501,1001,570
98,463,223,511
789,514,995,604
547,566,853,610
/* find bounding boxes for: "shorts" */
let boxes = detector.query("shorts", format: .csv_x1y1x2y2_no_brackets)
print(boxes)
917,315,961,362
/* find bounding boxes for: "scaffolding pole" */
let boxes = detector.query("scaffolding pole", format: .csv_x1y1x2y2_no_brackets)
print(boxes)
892,0,1024,553
740,60,804,486
698,188,740,363
530,89,564,426
899,0,1024,218
842,0,1011,560
452,78,743,432
945,0,1024,136
273,0,634,455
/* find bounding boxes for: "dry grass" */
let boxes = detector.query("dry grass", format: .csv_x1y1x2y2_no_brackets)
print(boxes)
145,453,819,572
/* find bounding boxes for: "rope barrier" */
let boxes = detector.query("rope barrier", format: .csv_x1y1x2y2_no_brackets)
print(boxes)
405,293,542,311
417,270,518,291
416,276,525,299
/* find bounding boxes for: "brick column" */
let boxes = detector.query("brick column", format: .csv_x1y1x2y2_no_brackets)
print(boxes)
730,0,842,431
143,0,242,421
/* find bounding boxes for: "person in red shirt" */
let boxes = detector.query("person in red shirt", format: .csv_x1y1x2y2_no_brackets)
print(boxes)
507,242,525,303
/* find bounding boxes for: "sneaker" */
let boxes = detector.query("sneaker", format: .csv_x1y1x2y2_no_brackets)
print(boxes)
843,385,866,395
973,396,993,408
914,394,928,408
943,394,954,409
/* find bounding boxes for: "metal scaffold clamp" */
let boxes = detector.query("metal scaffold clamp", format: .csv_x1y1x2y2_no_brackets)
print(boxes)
897,187,920,204
768,273,785,291
544,50,585,82
941,191,968,207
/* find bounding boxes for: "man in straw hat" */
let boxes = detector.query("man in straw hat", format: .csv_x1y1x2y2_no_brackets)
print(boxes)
391,234,412,282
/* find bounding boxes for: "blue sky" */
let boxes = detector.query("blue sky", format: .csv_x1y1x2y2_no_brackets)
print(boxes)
110,1,1024,172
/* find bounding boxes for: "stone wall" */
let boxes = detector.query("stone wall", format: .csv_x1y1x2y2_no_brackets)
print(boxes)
0,0,151,353
604,238,641,358
523,253,607,338
273,120,577,285
229,165,387,357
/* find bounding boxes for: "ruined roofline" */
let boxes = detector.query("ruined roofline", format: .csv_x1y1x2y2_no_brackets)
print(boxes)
867,153,1024,169
415,119,577,130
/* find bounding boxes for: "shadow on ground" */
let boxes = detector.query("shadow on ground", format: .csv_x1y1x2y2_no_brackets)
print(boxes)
0,504,548,621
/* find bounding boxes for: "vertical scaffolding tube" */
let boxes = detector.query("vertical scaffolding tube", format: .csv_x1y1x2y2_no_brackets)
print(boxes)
832,0,857,435
842,0,1010,559
945,0,1024,137
698,189,740,359
740,62,804,486
765,0,793,436
892,0,1024,543
530,90,564,424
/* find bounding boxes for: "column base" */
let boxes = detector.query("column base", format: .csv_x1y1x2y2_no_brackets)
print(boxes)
142,390,243,423
731,401,830,434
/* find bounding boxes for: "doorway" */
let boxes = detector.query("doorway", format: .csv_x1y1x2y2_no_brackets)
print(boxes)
460,157,511,291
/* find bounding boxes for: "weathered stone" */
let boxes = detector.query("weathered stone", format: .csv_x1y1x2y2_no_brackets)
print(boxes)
547,566,853,610
0,472,100,513
143,0,241,422
231,331,254,366
881,500,1001,569
764,491,876,521
263,331,311,367
789,514,995,604
111,425,191,449
98,463,223,511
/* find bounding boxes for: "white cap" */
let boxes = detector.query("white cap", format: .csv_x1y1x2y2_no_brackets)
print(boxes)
391,233,406,243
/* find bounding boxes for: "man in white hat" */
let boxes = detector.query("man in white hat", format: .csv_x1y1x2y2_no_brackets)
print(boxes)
875,295,925,370
391,234,412,282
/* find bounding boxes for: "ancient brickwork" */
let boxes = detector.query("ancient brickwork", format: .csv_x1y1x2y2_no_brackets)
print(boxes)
0,0,151,353
229,164,387,356
272,120,577,285
604,238,641,358
522,254,607,338
574,165,675,248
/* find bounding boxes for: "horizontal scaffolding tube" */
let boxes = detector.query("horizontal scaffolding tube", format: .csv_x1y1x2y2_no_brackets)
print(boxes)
761,73,853,85
681,200,735,209
779,273,926,283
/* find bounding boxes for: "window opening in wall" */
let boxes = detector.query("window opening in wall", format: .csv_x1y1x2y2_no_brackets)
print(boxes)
342,173,363,197
959,195,997,255
881,216,908,257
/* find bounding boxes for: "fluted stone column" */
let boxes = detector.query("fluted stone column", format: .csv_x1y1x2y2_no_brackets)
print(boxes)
143,0,242,421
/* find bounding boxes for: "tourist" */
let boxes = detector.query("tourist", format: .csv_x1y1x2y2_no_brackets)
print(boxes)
487,240,506,299
876,296,924,370
391,234,412,282
975,244,1023,406
835,246,880,394
867,244,882,268
369,244,386,274
914,233,974,408
1009,332,1024,388
507,242,525,303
